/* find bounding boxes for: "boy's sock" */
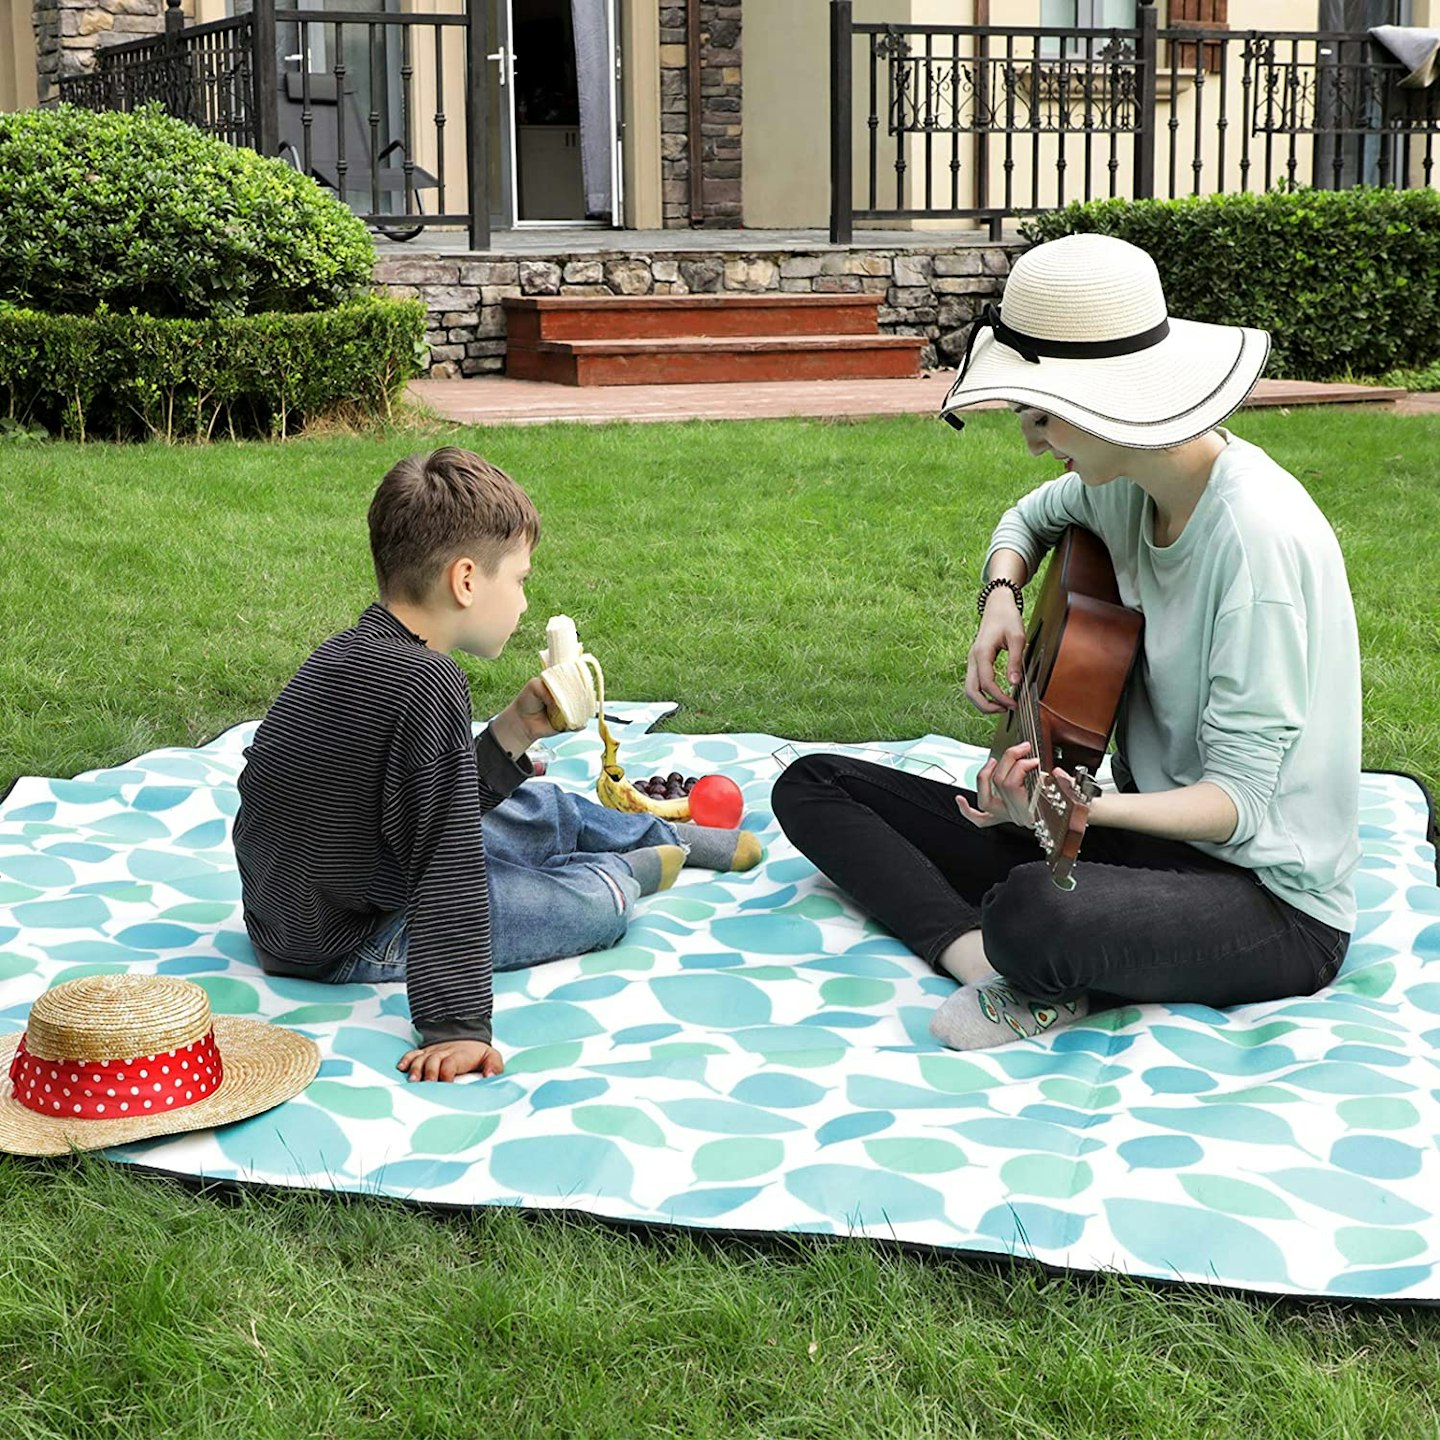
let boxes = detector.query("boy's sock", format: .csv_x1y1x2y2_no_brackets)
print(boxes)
623,845,686,896
671,822,763,873
929,979,1089,1051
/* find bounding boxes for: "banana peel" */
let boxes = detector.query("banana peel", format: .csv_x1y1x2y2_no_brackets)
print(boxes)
544,613,693,821
596,709,692,821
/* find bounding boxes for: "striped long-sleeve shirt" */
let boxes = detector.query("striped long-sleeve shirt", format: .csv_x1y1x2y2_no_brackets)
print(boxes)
233,603,530,1046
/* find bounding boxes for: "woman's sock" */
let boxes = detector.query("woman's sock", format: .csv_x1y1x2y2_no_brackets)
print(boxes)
929,979,1089,1050
623,845,686,896
671,822,763,873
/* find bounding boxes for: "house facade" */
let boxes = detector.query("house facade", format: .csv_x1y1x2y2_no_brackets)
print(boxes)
5,2,1433,233
3,2,1434,380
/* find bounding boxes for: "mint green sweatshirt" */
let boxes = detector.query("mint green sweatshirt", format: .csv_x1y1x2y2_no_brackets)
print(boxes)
986,430,1361,932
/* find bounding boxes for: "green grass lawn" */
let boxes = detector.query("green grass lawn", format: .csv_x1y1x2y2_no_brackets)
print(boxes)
2,408,1439,1439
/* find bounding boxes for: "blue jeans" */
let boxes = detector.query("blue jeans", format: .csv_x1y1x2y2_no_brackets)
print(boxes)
325,782,679,985
771,753,1348,1008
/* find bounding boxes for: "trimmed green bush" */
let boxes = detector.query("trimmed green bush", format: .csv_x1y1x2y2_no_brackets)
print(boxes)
0,297,427,440
0,104,374,318
1019,188,1440,382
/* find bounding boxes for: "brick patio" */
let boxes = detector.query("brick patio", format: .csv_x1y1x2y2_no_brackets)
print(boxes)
409,373,1433,428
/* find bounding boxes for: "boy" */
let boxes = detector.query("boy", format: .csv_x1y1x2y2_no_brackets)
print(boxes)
234,447,759,1082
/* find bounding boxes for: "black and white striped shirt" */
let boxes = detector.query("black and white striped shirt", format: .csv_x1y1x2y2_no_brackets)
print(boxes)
234,604,528,1046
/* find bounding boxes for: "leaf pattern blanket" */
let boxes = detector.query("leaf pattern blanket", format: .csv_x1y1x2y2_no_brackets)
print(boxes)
2,704,1437,1300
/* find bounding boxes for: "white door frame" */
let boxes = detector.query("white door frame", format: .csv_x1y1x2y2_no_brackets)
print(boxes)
488,0,517,230
491,0,623,228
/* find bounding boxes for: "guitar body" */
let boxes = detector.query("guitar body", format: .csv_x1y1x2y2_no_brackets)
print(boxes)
993,526,1144,885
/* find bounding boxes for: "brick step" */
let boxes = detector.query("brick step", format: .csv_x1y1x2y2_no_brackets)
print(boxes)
504,333,925,386
503,294,884,342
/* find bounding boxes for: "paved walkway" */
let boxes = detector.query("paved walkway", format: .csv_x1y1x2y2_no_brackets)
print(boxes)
411,372,1437,428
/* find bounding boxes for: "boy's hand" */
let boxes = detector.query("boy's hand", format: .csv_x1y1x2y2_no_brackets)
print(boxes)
398,1039,505,1082
490,678,561,758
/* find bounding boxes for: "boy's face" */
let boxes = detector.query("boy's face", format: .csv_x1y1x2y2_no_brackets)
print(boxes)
459,541,532,659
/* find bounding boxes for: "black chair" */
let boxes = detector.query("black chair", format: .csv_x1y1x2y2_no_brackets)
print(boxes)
276,69,439,242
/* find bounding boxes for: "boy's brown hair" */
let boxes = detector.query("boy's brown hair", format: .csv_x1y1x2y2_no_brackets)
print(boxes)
368,447,541,603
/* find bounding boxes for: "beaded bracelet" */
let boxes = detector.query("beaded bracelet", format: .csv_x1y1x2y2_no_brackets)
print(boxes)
977,577,1025,619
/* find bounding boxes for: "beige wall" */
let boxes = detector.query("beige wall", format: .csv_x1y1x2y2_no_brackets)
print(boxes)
1,0,39,111
621,0,661,228
743,0,832,227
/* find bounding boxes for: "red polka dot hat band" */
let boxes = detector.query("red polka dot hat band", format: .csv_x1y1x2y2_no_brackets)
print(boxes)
0,973,320,1156
8,1029,223,1120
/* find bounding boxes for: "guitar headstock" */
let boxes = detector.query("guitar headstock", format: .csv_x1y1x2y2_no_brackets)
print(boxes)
1027,765,1101,891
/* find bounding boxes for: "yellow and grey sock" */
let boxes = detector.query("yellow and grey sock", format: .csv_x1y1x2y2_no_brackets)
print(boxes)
623,845,686,896
672,822,763,873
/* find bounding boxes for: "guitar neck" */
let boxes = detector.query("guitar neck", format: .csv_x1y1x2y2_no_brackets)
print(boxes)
989,526,1143,889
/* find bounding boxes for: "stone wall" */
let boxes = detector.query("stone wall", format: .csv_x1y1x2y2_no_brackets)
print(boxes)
659,2,742,228
33,0,169,104
373,243,1021,379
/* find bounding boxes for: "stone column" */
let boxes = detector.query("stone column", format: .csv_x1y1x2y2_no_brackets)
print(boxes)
658,1,742,229
33,0,168,104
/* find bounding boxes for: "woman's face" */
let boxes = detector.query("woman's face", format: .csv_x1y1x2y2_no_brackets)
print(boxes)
1013,407,1126,487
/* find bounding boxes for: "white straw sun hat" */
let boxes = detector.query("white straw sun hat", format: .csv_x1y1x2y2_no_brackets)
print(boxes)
940,233,1271,449
0,973,320,1156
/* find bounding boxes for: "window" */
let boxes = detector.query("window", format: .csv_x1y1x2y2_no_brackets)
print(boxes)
1039,1,1139,59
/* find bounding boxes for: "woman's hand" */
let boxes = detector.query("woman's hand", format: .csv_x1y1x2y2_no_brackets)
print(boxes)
956,742,1040,830
965,591,1027,714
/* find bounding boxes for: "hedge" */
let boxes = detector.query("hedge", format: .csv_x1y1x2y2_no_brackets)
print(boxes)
0,104,373,319
0,298,428,441
1019,188,1440,382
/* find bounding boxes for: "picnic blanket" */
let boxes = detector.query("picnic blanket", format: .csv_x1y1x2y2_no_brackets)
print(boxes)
2,705,1438,1302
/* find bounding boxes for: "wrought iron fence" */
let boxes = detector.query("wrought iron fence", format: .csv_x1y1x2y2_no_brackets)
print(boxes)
271,8,475,240
56,0,490,248
830,2,1440,243
58,16,255,149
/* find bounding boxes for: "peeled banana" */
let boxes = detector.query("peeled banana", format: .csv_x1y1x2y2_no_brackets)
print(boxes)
542,613,693,821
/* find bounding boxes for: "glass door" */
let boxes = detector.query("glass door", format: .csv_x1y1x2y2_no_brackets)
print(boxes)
489,0,622,228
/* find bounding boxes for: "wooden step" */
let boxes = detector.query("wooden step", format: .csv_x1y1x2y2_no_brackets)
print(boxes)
1243,380,1409,408
504,333,925,386
503,294,883,343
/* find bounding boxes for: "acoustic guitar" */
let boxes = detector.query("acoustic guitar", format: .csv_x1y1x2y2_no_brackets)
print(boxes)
991,526,1144,890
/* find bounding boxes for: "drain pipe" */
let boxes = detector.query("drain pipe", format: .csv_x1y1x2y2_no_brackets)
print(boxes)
688,0,704,225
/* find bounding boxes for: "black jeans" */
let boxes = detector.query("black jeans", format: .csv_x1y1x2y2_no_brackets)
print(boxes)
770,754,1348,1008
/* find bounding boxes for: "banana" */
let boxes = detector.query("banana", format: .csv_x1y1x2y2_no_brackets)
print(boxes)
595,760,692,820
542,613,693,822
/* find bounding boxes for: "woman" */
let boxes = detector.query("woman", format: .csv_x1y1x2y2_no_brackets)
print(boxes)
771,233,1359,1050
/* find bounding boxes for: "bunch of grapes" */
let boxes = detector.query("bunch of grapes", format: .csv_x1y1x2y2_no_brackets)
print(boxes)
633,771,698,801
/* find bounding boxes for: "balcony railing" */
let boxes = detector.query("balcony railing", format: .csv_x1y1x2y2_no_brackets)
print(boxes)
59,15,255,150
53,0,1440,250
56,0,491,249
829,2,1440,242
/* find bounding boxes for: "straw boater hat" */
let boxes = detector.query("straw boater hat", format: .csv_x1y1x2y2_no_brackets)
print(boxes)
940,232,1271,450
0,973,320,1155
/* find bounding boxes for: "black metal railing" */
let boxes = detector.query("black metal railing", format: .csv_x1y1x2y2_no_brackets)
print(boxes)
830,2,1440,242
56,0,490,248
58,15,255,148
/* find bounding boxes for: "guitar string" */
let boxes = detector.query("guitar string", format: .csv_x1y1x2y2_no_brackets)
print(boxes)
1013,642,1050,850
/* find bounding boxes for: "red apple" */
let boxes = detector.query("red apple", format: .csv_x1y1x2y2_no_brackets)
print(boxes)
687,773,744,829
